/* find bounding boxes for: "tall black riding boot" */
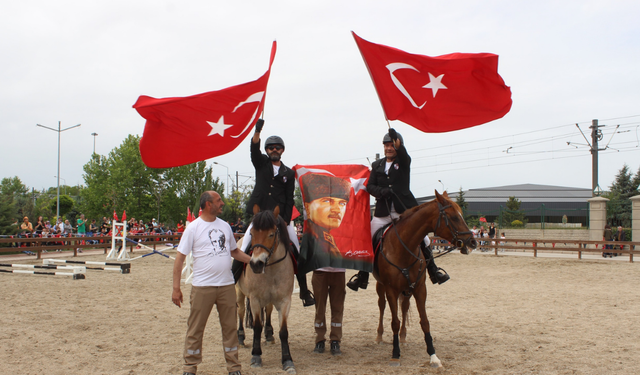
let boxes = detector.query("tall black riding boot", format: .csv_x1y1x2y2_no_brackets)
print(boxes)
421,243,450,285
297,272,315,307
291,244,315,307
346,271,369,291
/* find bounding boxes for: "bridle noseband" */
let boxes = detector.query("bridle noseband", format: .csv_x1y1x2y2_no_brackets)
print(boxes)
435,201,474,250
249,227,287,267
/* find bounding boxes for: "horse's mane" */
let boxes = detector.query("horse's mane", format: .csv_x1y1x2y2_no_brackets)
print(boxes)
398,194,462,222
251,210,292,252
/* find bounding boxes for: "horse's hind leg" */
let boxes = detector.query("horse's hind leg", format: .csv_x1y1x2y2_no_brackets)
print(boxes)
376,281,386,344
400,294,410,344
414,282,442,368
264,303,275,344
236,286,246,347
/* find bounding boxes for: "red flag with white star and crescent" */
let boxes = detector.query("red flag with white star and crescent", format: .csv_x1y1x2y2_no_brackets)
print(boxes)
352,32,512,133
134,41,277,168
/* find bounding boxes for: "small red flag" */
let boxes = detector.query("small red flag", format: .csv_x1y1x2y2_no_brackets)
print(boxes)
113,210,119,222
291,205,301,221
134,41,277,168
186,208,192,223
122,210,126,222
198,207,202,218
352,32,512,133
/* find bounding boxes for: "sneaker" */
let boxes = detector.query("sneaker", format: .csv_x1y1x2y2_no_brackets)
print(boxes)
313,340,325,353
330,340,342,356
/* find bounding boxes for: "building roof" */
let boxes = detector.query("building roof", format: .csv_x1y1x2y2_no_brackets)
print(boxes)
418,183,592,204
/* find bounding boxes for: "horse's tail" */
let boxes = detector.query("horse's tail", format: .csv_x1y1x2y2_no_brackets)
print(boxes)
245,297,253,329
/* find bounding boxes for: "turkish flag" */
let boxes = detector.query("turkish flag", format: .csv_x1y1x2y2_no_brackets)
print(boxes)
293,164,373,273
134,41,277,168
352,32,512,133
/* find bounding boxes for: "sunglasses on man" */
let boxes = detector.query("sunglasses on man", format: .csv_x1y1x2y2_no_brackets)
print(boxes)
267,145,283,151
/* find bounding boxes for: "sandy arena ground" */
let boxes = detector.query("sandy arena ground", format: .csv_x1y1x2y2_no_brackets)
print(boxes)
1,248,639,375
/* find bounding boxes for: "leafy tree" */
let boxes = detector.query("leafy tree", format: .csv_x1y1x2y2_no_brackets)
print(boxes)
51,195,75,217
0,177,33,220
221,185,252,223
503,196,526,227
0,195,17,235
81,153,113,220
605,164,639,227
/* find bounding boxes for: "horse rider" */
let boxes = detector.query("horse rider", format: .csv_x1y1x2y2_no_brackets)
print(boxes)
346,128,450,291
235,118,316,307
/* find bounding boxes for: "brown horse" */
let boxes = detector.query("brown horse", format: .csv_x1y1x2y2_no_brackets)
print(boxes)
235,206,297,374
374,190,476,368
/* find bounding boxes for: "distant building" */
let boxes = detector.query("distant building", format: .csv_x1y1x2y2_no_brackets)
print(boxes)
417,184,592,226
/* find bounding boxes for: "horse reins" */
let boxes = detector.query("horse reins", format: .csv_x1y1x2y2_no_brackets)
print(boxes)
249,227,288,267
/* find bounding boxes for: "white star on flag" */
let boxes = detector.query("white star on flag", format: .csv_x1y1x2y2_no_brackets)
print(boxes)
423,73,447,97
207,116,233,137
350,177,368,195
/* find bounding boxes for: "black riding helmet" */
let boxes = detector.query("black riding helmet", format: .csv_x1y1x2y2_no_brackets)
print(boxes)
265,135,285,151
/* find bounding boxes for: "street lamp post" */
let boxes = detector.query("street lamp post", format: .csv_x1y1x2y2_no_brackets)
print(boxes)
213,162,230,197
37,121,81,220
54,176,67,195
438,179,445,192
91,132,98,154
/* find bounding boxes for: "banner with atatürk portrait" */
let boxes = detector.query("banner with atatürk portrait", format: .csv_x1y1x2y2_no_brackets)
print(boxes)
293,164,373,274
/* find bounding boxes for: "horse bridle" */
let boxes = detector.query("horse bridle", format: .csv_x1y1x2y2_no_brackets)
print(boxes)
249,227,288,267
435,201,475,249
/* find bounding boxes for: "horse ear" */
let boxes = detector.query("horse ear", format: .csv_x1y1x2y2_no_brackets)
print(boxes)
435,189,444,203
273,205,281,218
253,204,261,215
443,190,449,199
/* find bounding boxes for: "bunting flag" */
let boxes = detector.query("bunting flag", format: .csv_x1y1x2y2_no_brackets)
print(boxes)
293,164,373,274
113,210,119,222
352,32,512,133
186,207,193,223
291,205,301,221
134,41,277,168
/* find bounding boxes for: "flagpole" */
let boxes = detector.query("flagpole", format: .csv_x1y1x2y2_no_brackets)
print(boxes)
351,31,391,129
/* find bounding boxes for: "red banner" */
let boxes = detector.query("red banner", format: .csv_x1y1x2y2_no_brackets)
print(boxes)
353,32,512,133
293,164,373,274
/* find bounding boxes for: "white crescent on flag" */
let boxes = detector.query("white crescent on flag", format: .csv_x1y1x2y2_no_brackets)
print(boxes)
230,91,265,139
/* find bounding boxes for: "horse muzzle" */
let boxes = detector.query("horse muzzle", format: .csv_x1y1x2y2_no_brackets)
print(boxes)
249,259,266,274
457,237,477,254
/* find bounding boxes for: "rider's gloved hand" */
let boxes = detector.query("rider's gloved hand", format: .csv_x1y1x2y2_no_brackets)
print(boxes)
381,188,393,198
388,128,398,141
255,118,265,133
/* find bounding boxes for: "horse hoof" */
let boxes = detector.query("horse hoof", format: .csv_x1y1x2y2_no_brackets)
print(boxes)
264,338,275,345
283,360,296,374
389,359,401,367
251,355,262,368
430,354,443,368
375,336,383,344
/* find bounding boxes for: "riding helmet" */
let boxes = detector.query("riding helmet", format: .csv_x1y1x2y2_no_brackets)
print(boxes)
382,132,403,144
265,135,285,151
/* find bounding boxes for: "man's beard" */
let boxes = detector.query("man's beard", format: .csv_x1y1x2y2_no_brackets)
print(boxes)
269,153,281,162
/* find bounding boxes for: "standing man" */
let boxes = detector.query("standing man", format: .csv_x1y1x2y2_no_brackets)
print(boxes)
172,191,251,375
347,129,449,291
77,214,87,237
238,119,315,307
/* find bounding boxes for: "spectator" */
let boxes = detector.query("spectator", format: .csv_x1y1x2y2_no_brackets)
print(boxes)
500,232,506,252
233,218,245,233
34,216,45,236
20,216,33,236
77,214,87,237
88,219,98,244
488,222,496,239
603,224,613,258
100,217,110,236
176,220,185,233
614,226,626,256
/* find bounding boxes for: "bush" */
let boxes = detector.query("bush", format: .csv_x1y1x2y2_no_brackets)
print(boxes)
511,220,524,227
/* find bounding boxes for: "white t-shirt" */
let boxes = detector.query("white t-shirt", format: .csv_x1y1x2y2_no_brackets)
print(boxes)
177,217,238,287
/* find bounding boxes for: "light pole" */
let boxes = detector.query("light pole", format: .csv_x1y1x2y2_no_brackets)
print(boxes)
37,121,81,220
438,179,445,192
91,132,98,154
54,176,67,195
213,162,230,197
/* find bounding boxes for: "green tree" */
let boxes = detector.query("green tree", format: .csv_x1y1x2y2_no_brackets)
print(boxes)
221,184,252,223
81,153,112,220
455,187,468,218
605,164,639,227
51,195,75,218
0,177,33,220
0,195,17,235
503,196,525,227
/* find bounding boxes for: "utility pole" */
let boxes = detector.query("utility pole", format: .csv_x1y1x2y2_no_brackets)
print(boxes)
236,171,239,193
590,119,604,196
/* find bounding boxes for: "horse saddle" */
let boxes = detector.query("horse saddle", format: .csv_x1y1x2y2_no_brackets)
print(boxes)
372,223,393,275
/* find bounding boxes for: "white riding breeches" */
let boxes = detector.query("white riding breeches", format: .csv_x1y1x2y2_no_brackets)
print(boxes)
371,212,430,247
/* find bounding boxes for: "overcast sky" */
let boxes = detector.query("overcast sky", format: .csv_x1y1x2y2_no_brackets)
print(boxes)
2,0,639,200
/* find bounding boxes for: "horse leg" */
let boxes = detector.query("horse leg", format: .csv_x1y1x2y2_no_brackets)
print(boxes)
277,299,295,374
385,288,402,365
236,286,246,347
376,281,386,344
400,294,410,344
264,303,275,344
250,306,263,368
414,282,442,368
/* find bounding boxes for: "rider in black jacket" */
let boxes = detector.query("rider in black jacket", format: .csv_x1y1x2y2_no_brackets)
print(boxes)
347,128,449,291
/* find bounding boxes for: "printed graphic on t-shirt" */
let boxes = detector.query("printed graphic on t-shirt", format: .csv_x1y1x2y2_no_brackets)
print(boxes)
207,228,227,256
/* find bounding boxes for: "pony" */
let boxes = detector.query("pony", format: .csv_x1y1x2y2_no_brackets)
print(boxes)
235,206,297,374
374,190,477,368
